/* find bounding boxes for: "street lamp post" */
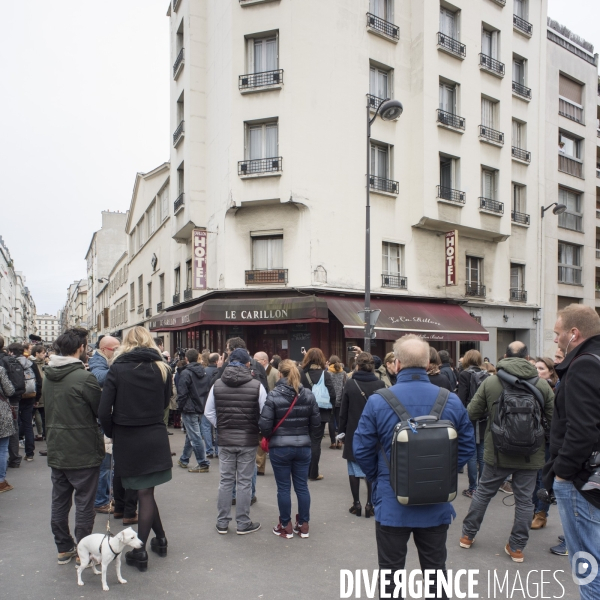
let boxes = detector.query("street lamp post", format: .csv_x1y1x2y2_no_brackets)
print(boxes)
364,97,403,352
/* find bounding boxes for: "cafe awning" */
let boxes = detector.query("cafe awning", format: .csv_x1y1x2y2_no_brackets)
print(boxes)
325,296,489,342
149,296,329,331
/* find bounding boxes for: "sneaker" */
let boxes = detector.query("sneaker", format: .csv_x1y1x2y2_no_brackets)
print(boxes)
178,460,189,469
505,543,524,563
57,548,77,565
39,450,47,456
499,482,514,494
558,535,565,542
309,474,324,481
251,496,257,505
459,535,474,549
550,539,568,556
95,503,113,514
216,524,228,535
293,515,309,538
0,481,14,493
273,520,293,539
237,522,261,535
25,455,34,462
188,465,209,473
462,489,475,499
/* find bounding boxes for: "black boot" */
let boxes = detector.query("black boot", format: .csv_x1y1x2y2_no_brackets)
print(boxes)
150,537,168,557
125,548,148,572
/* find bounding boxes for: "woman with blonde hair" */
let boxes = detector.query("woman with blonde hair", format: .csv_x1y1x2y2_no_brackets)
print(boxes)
99,326,173,572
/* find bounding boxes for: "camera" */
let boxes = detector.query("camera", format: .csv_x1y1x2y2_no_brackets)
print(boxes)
347,345,355,353
582,451,600,491
537,488,556,505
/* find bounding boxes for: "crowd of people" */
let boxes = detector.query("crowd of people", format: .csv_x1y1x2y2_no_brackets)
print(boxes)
0,302,599,598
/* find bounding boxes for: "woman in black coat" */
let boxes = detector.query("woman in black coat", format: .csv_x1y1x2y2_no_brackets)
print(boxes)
427,347,453,391
299,348,336,481
99,327,173,572
339,352,385,518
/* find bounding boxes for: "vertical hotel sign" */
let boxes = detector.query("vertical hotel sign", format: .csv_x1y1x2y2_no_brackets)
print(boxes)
445,230,458,286
193,229,207,290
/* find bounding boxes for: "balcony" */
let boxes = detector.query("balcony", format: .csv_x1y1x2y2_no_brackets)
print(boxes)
510,289,528,302
370,175,399,195
479,125,504,146
173,120,184,147
173,48,184,79
145,308,152,318
245,269,288,285
437,109,465,132
479,197,504,215
239,69,283,93
437,185,466,205
512,146,531,164
558,155,583,178
366,12,399,42
479,53,505,77
437,32,466,59
238,156,282,177
511,210,530,226
174,193,184,213
367,94,385,112
173,293,181,305
157,302,164,312
558,267,582,285
559,98,584,124
513,14,533,37
382,273,407,289
465,283,486,298
512,81,532,100
184,288,193,301
137,305,144,315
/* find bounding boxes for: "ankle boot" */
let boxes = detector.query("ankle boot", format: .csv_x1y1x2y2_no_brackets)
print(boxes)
349,501,362,517
150,537,168,557
364,503,375,518
531,511,547,530
125,548,148,571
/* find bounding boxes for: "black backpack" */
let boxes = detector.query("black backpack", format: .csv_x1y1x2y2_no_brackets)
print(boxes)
378,388,458,506
490,369,546,462
1,354,26,397
467,367,490,401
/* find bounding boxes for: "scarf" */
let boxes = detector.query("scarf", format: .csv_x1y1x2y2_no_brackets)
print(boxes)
328,364,342,374
352,370,378,383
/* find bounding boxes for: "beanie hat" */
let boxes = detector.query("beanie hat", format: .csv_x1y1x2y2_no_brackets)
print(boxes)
229,348,251,365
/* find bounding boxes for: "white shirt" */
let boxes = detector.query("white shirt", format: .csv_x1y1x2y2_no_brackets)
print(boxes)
204,382,267,428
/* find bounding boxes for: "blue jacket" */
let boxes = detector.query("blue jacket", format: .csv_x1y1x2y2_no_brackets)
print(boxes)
353,368,475,528
89,352,109,388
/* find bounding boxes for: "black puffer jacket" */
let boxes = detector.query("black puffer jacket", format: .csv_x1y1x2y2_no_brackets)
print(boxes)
299,367,336,422
259,379,321,447
213,365,261,447
177,362,211,414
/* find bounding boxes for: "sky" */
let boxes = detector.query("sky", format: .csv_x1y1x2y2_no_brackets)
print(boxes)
0,0,599,316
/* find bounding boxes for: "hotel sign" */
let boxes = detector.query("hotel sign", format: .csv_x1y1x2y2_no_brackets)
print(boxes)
445,230,458,286
193,229,207,290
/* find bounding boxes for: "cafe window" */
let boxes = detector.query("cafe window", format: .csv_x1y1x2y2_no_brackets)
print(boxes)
252,236,283,270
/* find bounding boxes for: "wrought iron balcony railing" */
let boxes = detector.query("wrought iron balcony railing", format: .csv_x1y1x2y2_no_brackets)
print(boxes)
245,269,288,285
510,288,528,302
479,125,504,145
145,308,152,318
511,210,530,225
558,155,583,178
239,69,283,91
437,32,466,58
512,81,532,99
437,109,465,130
382,274,407,289
370,175,399,194
366,12,399,40
238,157,282,176
173,293,181,305
173,48,184,78
513,14,533,36
479,53,505,76
174,193,184,213
559,98,584,124
512,146,531,163
173,120,184,146
479,197,504,214
157,302,164,312
465,283,486,298
367,94,385,111
437,185,466,204
184,288,193,301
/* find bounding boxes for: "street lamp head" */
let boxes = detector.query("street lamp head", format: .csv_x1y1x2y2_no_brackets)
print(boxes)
552,203,567,215
379,99,403,121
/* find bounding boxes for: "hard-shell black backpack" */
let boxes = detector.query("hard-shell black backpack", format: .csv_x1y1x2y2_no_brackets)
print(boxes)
377,387,458,506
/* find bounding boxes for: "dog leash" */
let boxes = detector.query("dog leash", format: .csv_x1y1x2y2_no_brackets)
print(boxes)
98,451,121,557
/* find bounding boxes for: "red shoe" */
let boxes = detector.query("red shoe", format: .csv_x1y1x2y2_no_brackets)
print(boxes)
293,514,309,538
273,520,293,539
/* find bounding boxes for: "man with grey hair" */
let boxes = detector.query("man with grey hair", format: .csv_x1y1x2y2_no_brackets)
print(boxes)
354,335,474,598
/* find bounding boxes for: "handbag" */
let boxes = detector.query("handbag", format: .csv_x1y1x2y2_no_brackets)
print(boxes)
261,394,298,453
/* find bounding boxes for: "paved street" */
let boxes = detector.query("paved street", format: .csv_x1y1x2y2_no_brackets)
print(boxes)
1,431,579,600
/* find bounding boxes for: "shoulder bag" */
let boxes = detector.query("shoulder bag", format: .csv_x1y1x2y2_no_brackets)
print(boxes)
261,394,298,453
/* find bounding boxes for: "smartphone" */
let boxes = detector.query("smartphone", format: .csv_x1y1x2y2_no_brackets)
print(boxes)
347,345,355,352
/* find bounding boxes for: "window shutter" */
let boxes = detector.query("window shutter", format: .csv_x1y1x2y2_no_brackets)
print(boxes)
559,75,583,104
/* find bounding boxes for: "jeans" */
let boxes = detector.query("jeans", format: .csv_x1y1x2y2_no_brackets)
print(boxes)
462,464,537,551
180,413,210,468
329,407,340,444
233,463,257,499
216,446,256,529
201,415,217,456
0,436,9,482
8,401,20,466
95,452,111,507
375,521,449,600
50,466,100,552
467,442,485,491
309,421,327,479
18,398,35,457
554,479,600,599
34,407,45,437
533,443,551,514
270,445,311,526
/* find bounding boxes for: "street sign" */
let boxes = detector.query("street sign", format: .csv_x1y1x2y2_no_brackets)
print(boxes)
358,309,380,339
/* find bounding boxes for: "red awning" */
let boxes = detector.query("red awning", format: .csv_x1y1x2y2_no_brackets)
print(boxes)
325,296,489,342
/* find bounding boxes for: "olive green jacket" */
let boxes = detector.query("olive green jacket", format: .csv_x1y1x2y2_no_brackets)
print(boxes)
468,357,554,470
43,357,104,470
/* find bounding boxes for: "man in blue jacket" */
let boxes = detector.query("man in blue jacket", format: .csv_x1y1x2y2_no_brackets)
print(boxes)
354,335,474,599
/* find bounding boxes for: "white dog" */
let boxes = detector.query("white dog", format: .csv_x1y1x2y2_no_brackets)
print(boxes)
76,527,143,591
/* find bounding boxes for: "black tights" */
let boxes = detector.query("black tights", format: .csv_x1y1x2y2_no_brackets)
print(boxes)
136,487,165,548
349,475,372,505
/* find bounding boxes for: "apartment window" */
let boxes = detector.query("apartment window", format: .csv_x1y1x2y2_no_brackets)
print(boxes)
129,282,135,310
559,75,584,123
177,93,184,123
512,183,526,213
159,274,165,302
511,263,524,289
178,164,184,194
370,0,393,21
481,98,497,129
252,236,283,270
371,143,391,180
512,120,524,148
513,57,524,85
174,267,181,295
482,169,497,200
481,27,499,60
138,276,143,306
439,6,458,39
160,185,169,221
148,203,156,237
466,256,482,285
176,19,183,52
514,0,527,19
186,260,192,290
382,242,402,276
439,82,456,114
558,132,581,159
558,187,583,231
246,122,278,161
370,65,390,102
558,242,582,284
147,282,152,310
247,35,278,74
